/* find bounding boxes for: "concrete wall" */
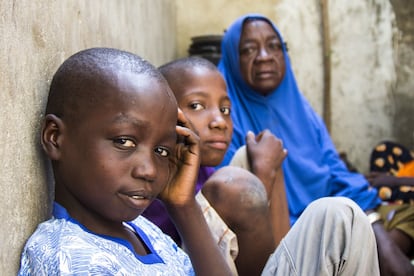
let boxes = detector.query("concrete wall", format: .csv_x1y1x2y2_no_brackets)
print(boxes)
391,0,414,152
326,0,397,171
175,0,283,58
176,0,413,173
0,1,175,274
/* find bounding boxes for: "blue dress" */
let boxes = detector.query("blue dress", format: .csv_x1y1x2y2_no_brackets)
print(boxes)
218,14,381,225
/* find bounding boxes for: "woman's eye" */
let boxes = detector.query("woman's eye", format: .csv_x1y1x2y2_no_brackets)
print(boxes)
155,147,170,157
113,138,136,148
221,107,231,116
268,41,282,52
189,102,204,111
240,46,256,56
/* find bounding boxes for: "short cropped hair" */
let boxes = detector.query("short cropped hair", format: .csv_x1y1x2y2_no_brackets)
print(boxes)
159,56,218,82
46,47,167,123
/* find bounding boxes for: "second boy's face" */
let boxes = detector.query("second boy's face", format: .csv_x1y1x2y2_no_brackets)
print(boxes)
173,68,233,166
57,72,177,226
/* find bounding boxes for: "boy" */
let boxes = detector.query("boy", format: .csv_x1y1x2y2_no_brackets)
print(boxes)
145,56,381,275
142,56,289,275
18,48,232,275
159,56,290,238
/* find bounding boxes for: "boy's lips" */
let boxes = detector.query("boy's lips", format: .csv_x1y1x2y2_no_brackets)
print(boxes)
204,139,229,150
119,190,153,209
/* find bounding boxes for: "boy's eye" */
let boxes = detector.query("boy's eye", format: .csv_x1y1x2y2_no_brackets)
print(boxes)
113,138,136,148
189,102,204,111
154,147,170,157
221,107,231,116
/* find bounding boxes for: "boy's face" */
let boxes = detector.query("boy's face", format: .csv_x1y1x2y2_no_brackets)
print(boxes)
172,67,233,166
52,71,177,225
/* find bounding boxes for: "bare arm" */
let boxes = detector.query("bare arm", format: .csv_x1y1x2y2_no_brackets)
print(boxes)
159,109,232,276
365,173,414,274
366,172,414,187
246,130,290,246
268,169,290,246
371,220,414,275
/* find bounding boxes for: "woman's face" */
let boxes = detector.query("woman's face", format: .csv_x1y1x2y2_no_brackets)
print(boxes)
239,19,286,95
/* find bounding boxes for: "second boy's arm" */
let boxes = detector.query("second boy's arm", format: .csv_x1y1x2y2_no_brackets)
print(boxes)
159,109,232,276
246,130,290,245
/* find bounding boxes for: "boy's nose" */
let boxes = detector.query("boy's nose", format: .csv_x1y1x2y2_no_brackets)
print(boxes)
131,151,157,182
209,114,227,130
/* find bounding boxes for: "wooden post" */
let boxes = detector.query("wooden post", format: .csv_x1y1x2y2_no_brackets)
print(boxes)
320,0,332,133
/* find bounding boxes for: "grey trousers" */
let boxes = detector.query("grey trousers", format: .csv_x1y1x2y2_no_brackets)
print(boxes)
261,197,380,276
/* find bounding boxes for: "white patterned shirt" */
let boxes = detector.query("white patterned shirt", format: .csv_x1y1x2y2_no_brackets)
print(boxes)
18,203,194,275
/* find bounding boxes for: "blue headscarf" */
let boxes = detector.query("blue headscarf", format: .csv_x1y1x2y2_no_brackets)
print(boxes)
218,14,381,224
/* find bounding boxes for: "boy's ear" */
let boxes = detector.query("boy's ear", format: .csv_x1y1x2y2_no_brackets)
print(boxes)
41,114,64,160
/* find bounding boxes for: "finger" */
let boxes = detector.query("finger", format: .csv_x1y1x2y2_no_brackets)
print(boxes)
279,139,284,149
177,108,189,127
255,130,265,141
282,148,288,159
176,125,200,154
246,130,256,145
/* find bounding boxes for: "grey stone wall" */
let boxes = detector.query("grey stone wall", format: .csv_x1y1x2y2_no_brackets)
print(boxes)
0,1,175,274
391,0,414,151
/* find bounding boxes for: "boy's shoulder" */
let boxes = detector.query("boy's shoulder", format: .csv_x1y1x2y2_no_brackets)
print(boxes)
21,215,163,255
18,215,193,275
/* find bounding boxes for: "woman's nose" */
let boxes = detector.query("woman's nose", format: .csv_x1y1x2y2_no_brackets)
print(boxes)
256,46,272,60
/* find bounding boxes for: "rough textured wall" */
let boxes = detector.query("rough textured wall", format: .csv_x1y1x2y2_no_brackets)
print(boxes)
175,0,283,59
272,1,325,120
176,0,406,172
327,0,397,171
390,0,414,151
0,1,175,274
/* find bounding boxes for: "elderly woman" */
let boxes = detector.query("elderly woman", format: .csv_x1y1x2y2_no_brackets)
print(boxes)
218,14,414,275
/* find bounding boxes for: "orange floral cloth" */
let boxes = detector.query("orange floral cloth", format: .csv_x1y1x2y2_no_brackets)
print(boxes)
397,160,414,177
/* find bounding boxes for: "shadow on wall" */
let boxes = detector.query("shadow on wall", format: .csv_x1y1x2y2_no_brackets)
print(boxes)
394,93,414,150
